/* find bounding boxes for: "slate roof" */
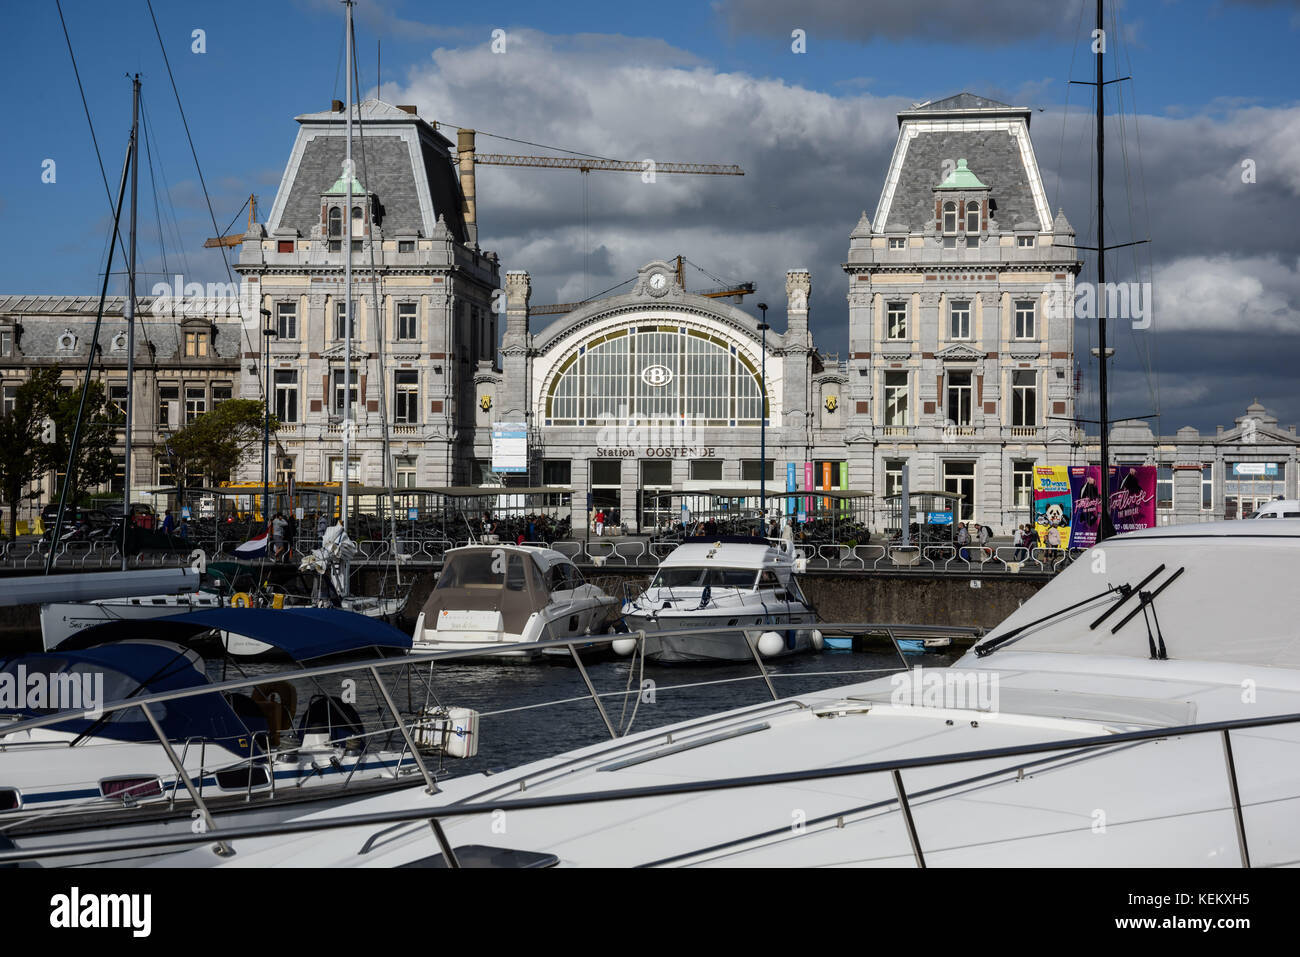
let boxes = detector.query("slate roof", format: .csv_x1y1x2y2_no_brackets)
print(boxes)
270,99,467,243
0,301,244,362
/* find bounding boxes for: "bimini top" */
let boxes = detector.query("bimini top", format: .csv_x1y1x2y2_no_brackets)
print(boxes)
661,538,796,570
444,544,575,575
58,607,412,660
971,520,1300,668
0,640,251,746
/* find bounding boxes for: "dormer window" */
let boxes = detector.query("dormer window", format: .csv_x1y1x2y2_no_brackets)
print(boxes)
942,202,958,234
1018,235,1035,248
328,207,342,238
57,330,77,352
888,237,906,250
0,328,12,357
111,332,128,352
352,206,364,234
184,330,209,357
966,202,980,234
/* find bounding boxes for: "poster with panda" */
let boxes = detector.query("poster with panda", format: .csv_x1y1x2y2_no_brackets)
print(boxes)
1033,465,1073,550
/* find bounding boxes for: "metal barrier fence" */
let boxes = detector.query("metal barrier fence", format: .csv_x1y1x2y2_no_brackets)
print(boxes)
0,536,1082,577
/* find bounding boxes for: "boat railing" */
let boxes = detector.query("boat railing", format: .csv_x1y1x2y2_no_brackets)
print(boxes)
0,621,1284,867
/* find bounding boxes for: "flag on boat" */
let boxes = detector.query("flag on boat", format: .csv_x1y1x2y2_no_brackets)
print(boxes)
235,530,269,559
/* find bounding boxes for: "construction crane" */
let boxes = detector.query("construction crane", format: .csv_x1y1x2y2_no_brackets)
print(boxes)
529,255,755,317
204,194,257,248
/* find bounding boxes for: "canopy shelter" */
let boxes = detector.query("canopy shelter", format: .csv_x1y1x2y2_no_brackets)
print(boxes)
883,490,965,544
768,490,873,543
58,607,413,661
0,641,251,748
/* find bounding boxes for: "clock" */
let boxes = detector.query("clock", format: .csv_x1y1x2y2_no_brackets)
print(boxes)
647,271,670,297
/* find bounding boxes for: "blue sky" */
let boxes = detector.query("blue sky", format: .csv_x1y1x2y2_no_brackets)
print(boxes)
4,0,1300,432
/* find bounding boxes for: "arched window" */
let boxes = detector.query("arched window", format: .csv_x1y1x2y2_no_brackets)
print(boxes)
545,326,766,426
327,207,342,238
966,201,980,234
942,202,957,233
352,205,364,234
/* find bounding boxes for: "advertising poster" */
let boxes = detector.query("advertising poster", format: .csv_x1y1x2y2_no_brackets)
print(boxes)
822,461,832,509
1109,464,1156,534
1033,465,1072,550
802,461,813,522
490,422,528,474
786,462,796,516
1068,465,1104,549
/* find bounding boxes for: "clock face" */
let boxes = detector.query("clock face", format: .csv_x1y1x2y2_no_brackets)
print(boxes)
648,272,669,296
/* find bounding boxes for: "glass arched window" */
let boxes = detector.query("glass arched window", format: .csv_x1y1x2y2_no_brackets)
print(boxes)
352,205,364,233
942,202,957,233
328,207,342,237
545,326,766,427
966,201,980,234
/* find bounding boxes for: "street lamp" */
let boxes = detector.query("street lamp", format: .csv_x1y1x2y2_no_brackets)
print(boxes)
260,309,276,537
757,302,769,537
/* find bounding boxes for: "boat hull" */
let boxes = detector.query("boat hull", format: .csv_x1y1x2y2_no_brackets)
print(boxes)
622,611,819,662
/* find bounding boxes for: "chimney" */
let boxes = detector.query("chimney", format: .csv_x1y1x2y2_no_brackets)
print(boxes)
330,99,344,113
457,128,478,246
397,104,417,115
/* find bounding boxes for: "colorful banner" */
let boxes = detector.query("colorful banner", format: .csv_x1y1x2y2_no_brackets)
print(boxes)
786,462,796,515
1032,465,1072,550
822,462,831,509
1068,465,1104,549
802,461,813,523
1109,465,1157,535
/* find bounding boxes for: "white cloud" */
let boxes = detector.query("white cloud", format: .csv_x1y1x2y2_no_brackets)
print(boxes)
1152,254,1300,332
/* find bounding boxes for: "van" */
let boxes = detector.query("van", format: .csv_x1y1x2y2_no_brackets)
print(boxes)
1253,499,1300,519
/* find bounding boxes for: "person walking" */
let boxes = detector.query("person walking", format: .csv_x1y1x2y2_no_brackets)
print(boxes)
594,509,605,537
161,509,175,535
956,521,970,561
978,522,992,561
271,512,288,561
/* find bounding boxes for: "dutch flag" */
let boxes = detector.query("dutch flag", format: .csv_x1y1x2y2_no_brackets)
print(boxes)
234,530,269,560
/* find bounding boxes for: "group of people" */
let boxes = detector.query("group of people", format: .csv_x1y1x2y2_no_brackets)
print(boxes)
955,521,994,561
159,509,190,540
592,508,621,537
270,511,298,561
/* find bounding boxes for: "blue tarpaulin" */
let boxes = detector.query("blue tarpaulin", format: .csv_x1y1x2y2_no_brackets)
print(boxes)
58,607,412,660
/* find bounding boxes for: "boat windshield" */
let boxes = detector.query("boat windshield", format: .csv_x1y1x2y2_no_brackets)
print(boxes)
650,567,757,590
437,551,534,591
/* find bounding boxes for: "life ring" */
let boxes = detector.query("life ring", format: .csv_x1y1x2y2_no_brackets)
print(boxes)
231,592,252,608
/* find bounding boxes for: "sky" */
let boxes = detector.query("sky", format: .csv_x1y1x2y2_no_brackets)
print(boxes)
3,0,1299,435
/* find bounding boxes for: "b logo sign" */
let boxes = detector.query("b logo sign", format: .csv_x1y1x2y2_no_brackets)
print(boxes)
640,364,673,388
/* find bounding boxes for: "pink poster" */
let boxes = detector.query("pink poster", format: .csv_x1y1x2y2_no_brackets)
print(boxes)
1109,465,1157,535
804,461,813,518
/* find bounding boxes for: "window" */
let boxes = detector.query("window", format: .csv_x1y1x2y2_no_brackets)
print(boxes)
0,330,11,356
690,460,723,481
1017,235,1035,248
335,300,358,340
1011,370,1037,427
184,331,208,357
1202,465,1213,510
1,385,15,416
395,456,417,488
542,459,571,485
276,301,297,339
544,327,764,426
943,462,975,521
1157,466,1173,510
352,206,364,234
888,237,906,250
274,370,298,423
949,301,971,340
884,459,904,498
883,371,908,426
398,240,415,253
277,240,295,254
332,369,358,415
184,386,206,423
158,385,178,428
397,302,418,341
742,460,775,482
1013,462,1034,509
275,457,295,485
394,371,419,424
966,201,980,234
109,384,128,427
943,202,957,233
1014,301,1036,339
328,207,342,238
946,371,972,426
886,302,907,340
212,384,232,405
328,457,361,482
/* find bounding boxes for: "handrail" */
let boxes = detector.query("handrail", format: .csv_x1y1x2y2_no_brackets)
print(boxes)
3,705,1294,865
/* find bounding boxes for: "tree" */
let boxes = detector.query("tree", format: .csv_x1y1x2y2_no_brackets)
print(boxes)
47,371,118,509
157,399,274,492
0,369,56,539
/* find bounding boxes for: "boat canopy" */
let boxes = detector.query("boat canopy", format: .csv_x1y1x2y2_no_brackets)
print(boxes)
57,608,412,660
0,641,250,746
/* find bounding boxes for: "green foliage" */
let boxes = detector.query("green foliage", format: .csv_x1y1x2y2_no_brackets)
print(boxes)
157,398,274,490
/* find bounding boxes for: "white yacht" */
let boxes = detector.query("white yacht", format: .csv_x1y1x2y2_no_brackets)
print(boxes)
137,522,1300,868
617,537,821,662
411,545,621,660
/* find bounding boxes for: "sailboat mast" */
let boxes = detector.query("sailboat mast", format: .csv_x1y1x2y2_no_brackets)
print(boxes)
342,0,354,540
1096,0,1111,542
121,74,140,570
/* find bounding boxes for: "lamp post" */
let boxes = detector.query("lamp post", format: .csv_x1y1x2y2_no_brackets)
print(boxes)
757,302,769,537
260,310,275,535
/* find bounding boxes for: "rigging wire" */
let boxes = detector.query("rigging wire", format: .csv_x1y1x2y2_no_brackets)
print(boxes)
145,0,262,401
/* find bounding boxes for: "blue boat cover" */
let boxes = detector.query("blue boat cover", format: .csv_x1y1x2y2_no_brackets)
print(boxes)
0,642,255,747
59,607,412,660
